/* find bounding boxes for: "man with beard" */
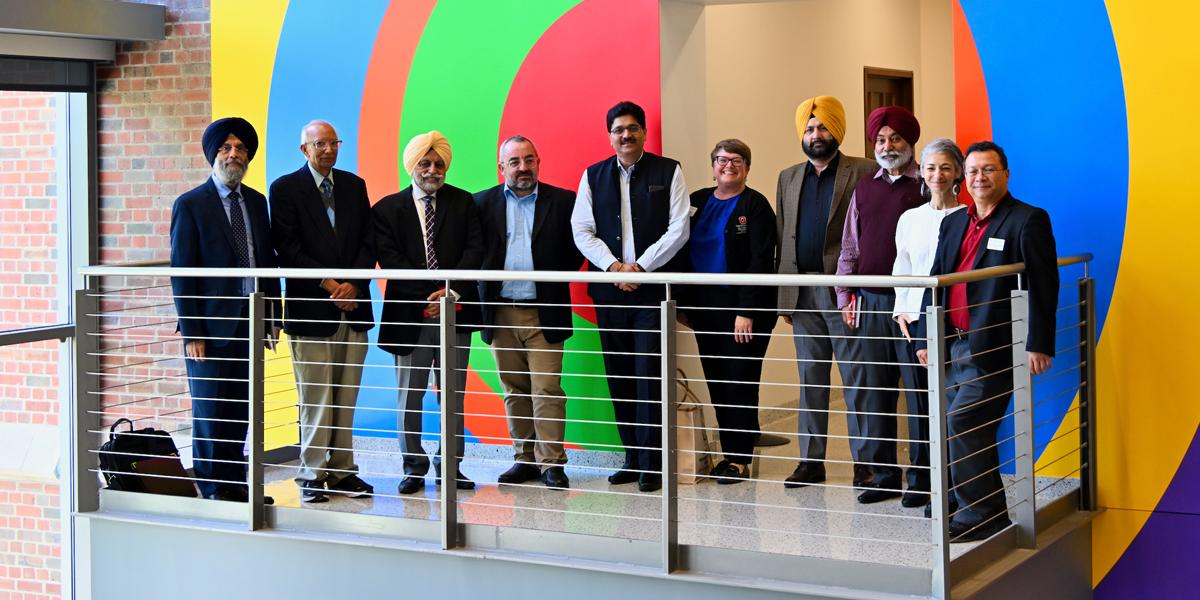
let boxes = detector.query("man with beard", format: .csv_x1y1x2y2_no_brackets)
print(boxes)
475,136,581,489
835,105,925,504
571,101,689,493
776,96,878,492
373,131,483,495
269,120,376,503
170,117,281,502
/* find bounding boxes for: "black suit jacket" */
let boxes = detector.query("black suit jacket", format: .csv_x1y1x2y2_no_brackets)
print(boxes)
679,186,779,332
170,177,281,346
916,194,1059,371
474,183,582,345
269,164,376,337
373,183,483,356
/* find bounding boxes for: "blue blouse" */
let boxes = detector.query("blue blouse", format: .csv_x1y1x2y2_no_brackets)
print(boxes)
690,193,740,275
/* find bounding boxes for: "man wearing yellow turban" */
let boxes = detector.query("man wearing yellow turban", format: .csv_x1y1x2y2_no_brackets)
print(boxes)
373,130,484,495
775,96,878,493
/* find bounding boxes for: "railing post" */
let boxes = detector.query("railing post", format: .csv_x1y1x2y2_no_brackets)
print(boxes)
73,287,101,514
1010,290,1036,548
247,292,265,530
926,303,951,600
660,298,678,573
1078,277,1098,511
440,291,459,550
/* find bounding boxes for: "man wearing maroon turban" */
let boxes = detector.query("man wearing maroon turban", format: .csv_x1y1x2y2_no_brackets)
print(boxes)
834,106,925,505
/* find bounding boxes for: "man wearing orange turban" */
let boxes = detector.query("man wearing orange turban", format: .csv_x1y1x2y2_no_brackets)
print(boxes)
373,130,483,495
776,96,878,493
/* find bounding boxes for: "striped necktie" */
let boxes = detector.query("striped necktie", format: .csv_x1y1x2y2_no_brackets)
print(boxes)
423,195,438,270
319,177,336,230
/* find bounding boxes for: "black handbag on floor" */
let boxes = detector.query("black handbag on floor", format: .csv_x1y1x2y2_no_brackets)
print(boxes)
98,418,197,497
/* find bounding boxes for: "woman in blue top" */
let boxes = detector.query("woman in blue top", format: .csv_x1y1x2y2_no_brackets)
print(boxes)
681,139,778,483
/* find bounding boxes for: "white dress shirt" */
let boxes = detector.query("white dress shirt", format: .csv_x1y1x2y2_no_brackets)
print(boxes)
892,201,965,319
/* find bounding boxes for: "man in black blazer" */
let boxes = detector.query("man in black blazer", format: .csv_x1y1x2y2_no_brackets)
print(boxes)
269,120,376,503
916,141,1059,541
475,136,581,490
170,117,281,502
373,131,483,494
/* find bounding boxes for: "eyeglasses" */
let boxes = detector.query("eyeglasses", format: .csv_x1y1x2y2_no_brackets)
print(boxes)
714,156,745,167
307,140,343,151
965,166,1005,177
417,159,446,170
504,156,538,168
219,143,249,155
609,124,643,135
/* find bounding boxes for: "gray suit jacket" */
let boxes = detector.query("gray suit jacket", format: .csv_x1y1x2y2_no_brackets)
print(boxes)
775,152,877,313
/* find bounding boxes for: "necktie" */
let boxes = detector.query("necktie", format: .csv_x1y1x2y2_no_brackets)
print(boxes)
319,177,336,230
228,191,250,268
423,195,438,270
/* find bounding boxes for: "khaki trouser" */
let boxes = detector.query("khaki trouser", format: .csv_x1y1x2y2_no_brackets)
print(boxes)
491,305,567,468
289,322,368,484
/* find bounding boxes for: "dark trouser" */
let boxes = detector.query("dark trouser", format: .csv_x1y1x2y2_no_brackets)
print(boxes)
691,308,770,465
896,337,930,492
184,323,250,498
596,305,662,471
945,336,1012,526
394,318,470,476
854,290,901,488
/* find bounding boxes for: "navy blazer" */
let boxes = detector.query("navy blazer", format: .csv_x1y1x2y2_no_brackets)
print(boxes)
170,177,281,346
474,183,582,345
269,164,376,337
915,194,1059,370
372,183,483,356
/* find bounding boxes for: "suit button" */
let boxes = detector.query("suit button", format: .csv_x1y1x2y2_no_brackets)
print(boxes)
616,236,621,240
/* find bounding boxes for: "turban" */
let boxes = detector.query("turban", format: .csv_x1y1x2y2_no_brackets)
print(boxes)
202,117,258,166
403,130,453,175
866,106,920,146
795,95,847,144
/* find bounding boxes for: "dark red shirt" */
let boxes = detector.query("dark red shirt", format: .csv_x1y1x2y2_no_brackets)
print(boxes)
947,201,997,331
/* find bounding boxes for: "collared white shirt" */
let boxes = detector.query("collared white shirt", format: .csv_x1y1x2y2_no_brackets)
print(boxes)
570,153,689,272
411,184,435,235
308,163,335,228
892,201,965,319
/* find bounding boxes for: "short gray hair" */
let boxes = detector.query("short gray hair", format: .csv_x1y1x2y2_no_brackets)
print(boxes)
919,137,964,179
498,135,537,161
300,120,335,144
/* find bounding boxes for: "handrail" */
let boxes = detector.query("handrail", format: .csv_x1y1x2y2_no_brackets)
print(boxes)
0,323,74,346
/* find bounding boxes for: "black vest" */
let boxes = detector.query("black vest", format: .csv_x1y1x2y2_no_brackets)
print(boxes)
585,152,681,303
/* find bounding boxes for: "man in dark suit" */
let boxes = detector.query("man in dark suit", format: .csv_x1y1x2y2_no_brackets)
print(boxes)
570,101,690,493
170,117,281,502
269,120,376,503
373,131,483,495
775,95,878,491
475,136,581,490
916,141,1059,541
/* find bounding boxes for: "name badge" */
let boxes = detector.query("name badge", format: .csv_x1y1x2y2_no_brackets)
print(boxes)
734,224,748,234
987,237,1005,251
688,206,698,217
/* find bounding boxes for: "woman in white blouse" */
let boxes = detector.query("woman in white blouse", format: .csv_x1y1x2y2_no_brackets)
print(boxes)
891,137,965,508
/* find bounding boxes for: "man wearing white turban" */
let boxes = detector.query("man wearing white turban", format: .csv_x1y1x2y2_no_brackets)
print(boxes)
373,131,484,495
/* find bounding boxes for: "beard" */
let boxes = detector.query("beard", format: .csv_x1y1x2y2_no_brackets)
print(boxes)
414,172,445,195
876,146,914,171
507,171,536,193
802,137,839,161
213,158,246,187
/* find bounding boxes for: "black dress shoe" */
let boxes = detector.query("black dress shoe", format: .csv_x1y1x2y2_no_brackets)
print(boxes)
901,490,930,508
715,462,749,486
208,487,274,505
299,479,328,503
638,473,662,492
709,459,731,479
398,476,424,495
329,474,373,498
950,516,1013,542
784,462,826,489
541,466,570,489
608,468,640,485
924,500,959,519
436,469,476,490
498,463,542,484
857,487,902,504
852,464,873,488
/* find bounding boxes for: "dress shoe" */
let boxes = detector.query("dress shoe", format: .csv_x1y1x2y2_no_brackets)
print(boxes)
901,490,930,508
435,469,476,490
498,463,542,485
857,487,902,504
852,465,873,488
397,476,424,495
608,467,640,485
709,459,731,479
714,462,749,486
783,462,826,489
638,473,662,492
329,474,373,498
923,500,959,519
949,516,1012,543
541,466,570,489
207,487,274,505
298,479,328,503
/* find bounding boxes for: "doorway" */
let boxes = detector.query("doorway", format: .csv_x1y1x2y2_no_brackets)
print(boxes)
863,67,914,157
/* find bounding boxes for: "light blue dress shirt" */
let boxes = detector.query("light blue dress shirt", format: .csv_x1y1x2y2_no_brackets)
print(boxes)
212,176,257,295
500,184,538,300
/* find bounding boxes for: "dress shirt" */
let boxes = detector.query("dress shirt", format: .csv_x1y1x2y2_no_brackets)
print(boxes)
212,175,256,295
412,184,435,234
307,163,335,228
892,201,965,320
948,199,1003,331
570,153,689,272
834,162,920,307
796,153,840,273
501,184,538,300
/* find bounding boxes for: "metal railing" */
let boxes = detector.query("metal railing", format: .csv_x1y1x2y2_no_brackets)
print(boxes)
72,255,1095,598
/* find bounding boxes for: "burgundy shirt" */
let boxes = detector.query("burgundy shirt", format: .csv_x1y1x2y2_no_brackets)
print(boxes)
947,200,998,331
